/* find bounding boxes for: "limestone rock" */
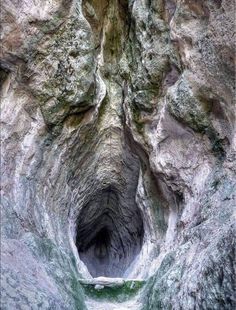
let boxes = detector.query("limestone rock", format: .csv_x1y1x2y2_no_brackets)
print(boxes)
1,0,235,309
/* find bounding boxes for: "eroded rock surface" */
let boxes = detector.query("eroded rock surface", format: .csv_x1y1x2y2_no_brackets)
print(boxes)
1,0,235,309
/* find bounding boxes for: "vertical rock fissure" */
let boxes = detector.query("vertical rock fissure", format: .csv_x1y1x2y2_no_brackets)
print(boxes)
1,0,235,309
73,0,147,279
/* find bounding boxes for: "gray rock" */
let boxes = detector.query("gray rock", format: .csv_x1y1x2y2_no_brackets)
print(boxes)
1,0,235,309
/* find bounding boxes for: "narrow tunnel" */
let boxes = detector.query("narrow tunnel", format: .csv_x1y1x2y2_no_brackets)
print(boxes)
76,186,144,278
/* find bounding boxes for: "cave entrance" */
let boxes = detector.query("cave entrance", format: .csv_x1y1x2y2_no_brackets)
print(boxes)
93,227,111,260
76,187,144,278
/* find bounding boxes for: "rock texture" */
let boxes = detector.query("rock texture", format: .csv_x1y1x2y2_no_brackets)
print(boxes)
1,0,235,309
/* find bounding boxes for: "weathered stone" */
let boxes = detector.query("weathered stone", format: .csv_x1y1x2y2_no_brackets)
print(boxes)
1,0,235,309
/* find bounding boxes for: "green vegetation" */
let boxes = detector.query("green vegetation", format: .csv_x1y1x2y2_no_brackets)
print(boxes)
81,280,145,302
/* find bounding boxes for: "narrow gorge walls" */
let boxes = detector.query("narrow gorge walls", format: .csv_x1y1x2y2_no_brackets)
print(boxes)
1,0,235,309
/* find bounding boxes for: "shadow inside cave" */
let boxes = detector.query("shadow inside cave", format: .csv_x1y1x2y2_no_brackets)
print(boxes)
76,187,144,278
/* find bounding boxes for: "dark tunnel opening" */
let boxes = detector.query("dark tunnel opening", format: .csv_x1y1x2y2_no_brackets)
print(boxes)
93,227,111,260
76,187,144,278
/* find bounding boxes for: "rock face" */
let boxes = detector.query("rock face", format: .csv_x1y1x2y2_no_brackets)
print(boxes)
1,0,235,309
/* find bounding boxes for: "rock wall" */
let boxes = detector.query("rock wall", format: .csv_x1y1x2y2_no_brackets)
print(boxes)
1,0,235,309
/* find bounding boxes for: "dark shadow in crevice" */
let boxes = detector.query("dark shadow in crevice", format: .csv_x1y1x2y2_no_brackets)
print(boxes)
76,187,144,278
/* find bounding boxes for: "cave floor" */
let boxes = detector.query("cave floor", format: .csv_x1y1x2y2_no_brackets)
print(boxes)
85,297,142,310
79,277,145,310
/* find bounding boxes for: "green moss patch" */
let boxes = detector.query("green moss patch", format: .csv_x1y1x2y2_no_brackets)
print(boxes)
81,280,145,302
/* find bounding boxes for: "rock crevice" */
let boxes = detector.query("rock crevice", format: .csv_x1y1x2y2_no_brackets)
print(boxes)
1,0,235,309
76,186,144,277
